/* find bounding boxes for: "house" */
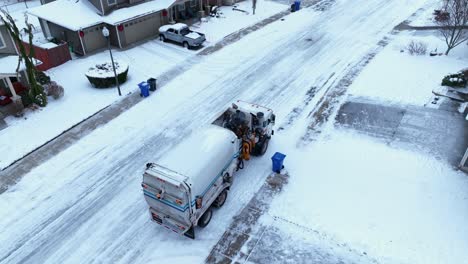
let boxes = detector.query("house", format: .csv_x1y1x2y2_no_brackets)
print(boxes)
0,21,30,112
28,0,208,55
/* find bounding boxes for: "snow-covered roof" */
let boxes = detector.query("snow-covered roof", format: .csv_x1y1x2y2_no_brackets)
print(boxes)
28,0,102,31
0,56,27,76
105,0,176,25
28,0,176,31
0,55,42,77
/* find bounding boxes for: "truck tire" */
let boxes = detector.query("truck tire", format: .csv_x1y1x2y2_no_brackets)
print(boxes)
160,34,166,42
255,138,269,156
198,208,212,228
213,190,228,208
183,41,190,49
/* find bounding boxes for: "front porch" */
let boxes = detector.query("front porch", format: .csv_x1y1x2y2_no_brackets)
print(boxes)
0,55,32,125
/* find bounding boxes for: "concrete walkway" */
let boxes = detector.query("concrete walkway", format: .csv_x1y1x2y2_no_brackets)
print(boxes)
336,96,468,167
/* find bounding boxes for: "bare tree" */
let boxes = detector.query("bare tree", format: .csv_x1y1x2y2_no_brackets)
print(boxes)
437,0,468,55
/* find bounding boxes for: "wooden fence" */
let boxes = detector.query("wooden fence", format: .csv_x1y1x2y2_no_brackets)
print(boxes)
21,41,72,71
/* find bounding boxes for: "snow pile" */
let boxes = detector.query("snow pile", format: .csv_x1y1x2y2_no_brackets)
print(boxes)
185,32,202,40
85,61,129,78
268,129,468,264
349,32,468,106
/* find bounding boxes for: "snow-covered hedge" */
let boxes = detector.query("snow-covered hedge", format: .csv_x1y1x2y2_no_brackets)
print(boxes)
85,61,129,88
442,72,467,88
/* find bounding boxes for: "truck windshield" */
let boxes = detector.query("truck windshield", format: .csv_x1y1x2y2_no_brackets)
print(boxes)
180,27,190,36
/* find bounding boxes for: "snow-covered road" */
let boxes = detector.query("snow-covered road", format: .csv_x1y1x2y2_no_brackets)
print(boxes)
0,0,428,263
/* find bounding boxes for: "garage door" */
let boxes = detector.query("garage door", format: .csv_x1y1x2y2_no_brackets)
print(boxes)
124,13,162,45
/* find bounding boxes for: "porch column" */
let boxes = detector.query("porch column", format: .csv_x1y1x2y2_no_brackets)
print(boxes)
199,0,205,17
5,77,17,98
169,7,176,24
5,77,24,112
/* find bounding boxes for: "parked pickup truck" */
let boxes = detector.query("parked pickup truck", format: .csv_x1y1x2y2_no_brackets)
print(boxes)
159,23,206,49
141,101,276,239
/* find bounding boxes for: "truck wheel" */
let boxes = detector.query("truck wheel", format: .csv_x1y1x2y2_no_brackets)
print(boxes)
198,208,212,228
213,190,228,208
259,138,269,155
160,35,166,42
183,42,190,49
254,138,269,156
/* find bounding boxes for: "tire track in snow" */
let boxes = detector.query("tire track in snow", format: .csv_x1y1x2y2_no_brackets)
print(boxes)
0,0,429,262
299,35,393,144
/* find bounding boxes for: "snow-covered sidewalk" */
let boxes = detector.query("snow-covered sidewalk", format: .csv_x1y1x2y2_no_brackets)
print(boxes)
0,0,287,170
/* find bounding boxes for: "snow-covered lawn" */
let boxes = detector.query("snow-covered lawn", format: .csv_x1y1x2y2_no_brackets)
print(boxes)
349,31,468,106
267,129,468,264
408,0,440,27
192,0,287,44
0,0,287,170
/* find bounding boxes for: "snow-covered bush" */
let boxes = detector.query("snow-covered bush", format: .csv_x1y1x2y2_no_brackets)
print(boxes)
406,41,427,55
35,71,51,85
43,81,64,100
442,72,467,87
85,61,129,88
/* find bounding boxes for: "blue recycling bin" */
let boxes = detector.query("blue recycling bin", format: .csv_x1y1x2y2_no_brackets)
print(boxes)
138,81,150,97
271,152,286,173
294,0,301,11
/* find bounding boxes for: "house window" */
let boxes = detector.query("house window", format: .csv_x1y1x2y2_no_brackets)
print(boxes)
0,30,6,49
178,3,185,11
107,0,116,5
191,0,197,7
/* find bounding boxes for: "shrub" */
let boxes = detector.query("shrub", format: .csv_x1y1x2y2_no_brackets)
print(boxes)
406,41,427,55
442,72,467,87
85,61,129,88
435,11,450,22
18,90,33,107
43,81,64,99
35,71,51,85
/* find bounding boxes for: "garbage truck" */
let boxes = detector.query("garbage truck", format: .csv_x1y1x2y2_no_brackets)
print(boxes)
141,101,275,238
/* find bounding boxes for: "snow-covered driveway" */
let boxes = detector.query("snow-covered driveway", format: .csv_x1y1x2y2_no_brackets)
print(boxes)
0,0,428,263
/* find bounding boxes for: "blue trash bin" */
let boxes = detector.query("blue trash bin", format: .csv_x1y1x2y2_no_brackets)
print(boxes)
294,0,301,11
138,81,150,97
271,152,286,173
